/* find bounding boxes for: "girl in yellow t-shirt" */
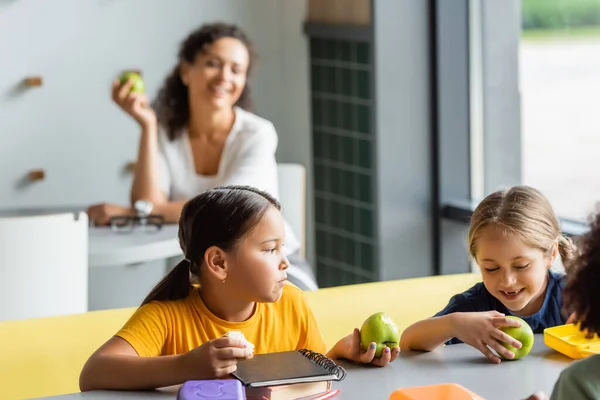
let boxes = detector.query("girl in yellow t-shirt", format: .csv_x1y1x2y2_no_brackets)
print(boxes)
80,185,399,391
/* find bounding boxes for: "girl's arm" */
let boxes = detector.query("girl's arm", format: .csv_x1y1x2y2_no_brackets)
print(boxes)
80,337,187,391
401,311,523,363
79,336,249,391
400,314,456,351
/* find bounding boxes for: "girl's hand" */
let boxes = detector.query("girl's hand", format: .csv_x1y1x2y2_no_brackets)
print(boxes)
329,328,400,367
452,311,523,363
111,79,157,128
178,336,252,380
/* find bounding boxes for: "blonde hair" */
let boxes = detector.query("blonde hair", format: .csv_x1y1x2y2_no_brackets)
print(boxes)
468,186,577,266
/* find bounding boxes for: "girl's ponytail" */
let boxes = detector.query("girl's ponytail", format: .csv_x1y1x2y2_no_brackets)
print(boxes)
140,259,191,306
558,235,578,271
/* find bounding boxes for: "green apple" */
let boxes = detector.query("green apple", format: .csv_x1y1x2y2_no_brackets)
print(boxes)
119,71,145,94
499,315,534,360
359,312,400,357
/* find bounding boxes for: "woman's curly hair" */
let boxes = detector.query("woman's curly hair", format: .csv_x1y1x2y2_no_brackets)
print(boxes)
153,22,256,141
563,211,600,334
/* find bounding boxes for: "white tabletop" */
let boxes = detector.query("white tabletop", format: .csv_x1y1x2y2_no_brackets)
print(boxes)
0,207,183,267
88,225,181,267
36,334,571,400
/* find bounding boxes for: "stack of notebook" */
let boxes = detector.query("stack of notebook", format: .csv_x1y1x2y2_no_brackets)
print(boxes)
234,349,345,399
177,349,346,400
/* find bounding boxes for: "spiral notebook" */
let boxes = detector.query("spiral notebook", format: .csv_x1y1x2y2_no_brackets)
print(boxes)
232,349,347,388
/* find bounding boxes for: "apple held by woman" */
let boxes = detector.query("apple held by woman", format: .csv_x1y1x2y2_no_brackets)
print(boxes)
119,71,145,94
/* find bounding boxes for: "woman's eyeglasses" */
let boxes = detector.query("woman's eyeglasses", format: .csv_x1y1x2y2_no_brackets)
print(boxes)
109,215,165,233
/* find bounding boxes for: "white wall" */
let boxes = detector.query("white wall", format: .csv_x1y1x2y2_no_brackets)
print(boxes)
0,0,314,262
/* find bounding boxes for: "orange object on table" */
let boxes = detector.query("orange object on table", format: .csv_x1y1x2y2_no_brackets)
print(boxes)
389,383,486,400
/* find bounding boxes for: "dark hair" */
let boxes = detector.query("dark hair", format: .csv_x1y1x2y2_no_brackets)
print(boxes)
141,185,280,306
563,212,600,334
153,22,256,141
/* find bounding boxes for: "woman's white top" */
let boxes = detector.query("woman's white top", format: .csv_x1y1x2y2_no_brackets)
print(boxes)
156,107,300,255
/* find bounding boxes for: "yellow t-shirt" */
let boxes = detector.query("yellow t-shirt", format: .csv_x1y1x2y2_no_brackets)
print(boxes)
116,283,326,357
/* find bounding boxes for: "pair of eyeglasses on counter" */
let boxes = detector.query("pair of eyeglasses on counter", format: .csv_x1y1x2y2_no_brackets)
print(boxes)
108,215,165,233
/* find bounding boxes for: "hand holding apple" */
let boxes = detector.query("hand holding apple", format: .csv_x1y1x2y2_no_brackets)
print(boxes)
360,312,400,357
119,71,145,94
451,311,523,363
326,328,399,367
111,72,156,128
499,316,534,360
326,312,400,367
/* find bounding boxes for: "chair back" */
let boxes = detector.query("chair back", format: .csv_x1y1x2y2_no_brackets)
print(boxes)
277,163,306,257
0,212,88,322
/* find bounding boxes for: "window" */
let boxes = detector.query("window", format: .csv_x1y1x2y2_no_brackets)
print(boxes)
309,36,377,287
437,0,593,274
520,0,600,222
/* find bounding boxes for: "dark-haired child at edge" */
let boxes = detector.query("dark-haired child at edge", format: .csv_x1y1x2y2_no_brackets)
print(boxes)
527,210,600,400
